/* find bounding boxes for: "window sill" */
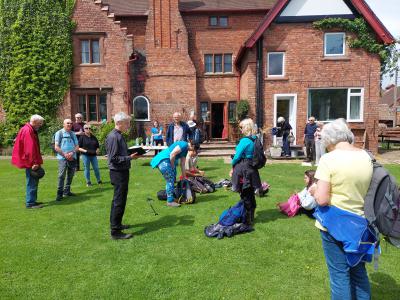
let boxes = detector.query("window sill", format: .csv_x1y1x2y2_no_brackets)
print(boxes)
79,63,104,67
203,73,236,78
321,56,350,61
207,26,231,29
265,76,289,81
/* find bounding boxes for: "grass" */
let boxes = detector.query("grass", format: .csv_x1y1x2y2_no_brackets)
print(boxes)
0,158,400,299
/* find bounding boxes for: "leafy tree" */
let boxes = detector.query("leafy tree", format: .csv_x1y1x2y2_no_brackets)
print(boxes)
0,0,75,145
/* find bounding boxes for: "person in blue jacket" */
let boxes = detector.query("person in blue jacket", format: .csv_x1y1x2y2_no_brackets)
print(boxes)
230,118,261,226
166,112,189,146
151,140,193,207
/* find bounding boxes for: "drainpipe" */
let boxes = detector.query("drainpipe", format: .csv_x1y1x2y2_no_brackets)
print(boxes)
255,36,264,130
126,54,138,115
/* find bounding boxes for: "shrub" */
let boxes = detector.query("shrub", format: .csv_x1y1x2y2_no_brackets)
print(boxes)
237,100,250,120
38,118,63,155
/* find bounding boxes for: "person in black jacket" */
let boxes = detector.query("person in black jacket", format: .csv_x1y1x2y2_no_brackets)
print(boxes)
166,112,189,146
105,112,138,240
78,124,102,187
277,116,293,157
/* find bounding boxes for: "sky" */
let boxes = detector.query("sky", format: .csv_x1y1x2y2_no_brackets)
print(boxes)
365,0,400,88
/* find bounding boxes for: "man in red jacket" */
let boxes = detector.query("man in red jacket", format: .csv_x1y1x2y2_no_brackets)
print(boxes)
12,115,45,209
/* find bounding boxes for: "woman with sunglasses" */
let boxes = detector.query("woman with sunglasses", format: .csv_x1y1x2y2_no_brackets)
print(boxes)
78,125,102,186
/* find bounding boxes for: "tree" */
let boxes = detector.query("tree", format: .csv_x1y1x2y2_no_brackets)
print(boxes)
0,0,75,144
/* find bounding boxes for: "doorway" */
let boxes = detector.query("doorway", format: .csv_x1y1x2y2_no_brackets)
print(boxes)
211,103,225,138
274,94,297,143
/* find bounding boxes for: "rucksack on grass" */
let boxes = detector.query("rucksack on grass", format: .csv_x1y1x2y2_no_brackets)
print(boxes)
219,200,246,226
364,152,400,248
175,179,196,204
245,136,266,169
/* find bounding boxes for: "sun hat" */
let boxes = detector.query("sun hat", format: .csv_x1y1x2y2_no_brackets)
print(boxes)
187,120,197,128
29,167,45,179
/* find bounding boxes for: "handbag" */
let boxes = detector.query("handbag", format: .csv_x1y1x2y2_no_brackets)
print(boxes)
288,133,295,144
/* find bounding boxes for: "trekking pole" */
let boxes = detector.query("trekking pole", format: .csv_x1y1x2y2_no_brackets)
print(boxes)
146,197,159,216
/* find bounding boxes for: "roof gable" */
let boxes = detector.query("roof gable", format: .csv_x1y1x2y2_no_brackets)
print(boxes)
280,0,353,17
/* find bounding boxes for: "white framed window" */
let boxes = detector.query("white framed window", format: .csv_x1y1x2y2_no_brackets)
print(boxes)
133,96,150,121
267,52,285,77
324,33,345,56
308,88,363,122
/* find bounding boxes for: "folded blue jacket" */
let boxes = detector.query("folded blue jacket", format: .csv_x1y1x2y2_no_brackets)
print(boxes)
314,205,379,267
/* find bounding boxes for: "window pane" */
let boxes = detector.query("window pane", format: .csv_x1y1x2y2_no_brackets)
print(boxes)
309,89,347,121
325,33,344,55
205,54,213,73
78,95,86,121
81,40,90,63
88,95,97,121
268,53,284,76
214,54,222,73
209,16,218,26
200,102,208,121
228,102,236,121
219,17,228,27
91,40,100,63
134,97,149,120
350,89,361,94
350,95,361,120
99,94,107,122
224,54,232,73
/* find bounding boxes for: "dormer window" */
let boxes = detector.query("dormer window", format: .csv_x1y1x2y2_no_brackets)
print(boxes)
209,16,228,27
324,33,345,56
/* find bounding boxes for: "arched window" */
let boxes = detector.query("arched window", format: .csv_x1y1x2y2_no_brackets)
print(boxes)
133,96,150,121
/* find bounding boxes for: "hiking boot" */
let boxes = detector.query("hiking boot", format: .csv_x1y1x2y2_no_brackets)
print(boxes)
116,224,131,230
111,232,133,240
26,203,43,209
167,201,181,207
86,182,92,187
55,195,63,202
97,180,103,185
63,192,76,197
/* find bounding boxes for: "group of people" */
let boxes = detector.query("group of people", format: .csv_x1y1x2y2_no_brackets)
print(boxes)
12,111,377,299
276,116,325,165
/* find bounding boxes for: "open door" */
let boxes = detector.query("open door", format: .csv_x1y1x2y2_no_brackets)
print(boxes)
274,94,297,143
211,103,225,138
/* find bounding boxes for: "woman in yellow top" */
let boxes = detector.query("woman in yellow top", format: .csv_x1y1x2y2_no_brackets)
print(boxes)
311,118,373,300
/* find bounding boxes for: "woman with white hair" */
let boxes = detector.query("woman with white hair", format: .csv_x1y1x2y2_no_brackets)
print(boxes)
230,118,261,226
310,118,375,299
277,116,292,157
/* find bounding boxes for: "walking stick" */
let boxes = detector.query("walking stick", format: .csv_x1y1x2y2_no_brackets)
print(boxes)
146,197,159,216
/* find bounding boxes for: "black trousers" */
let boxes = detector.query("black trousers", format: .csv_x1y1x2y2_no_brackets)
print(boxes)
305,137,316,161
241,187,256,225
109,169,129,234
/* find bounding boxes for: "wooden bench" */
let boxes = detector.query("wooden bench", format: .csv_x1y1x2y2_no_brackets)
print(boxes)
378,128,400,149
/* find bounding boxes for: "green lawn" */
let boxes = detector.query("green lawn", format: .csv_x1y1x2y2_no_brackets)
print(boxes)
0,159,399,299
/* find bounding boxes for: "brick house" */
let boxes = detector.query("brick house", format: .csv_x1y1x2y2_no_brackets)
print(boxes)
379,85,400,127
65,0,394,152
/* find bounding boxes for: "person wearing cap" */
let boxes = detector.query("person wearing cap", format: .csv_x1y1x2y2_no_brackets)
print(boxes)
72,113,85,171
11,114,45,209
78,124,102,187
166,112,189,146
304,116,318,163
54,119,79,201
310,118,374,299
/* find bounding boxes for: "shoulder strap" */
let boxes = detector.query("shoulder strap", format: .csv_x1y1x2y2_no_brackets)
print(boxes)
244,136,255,142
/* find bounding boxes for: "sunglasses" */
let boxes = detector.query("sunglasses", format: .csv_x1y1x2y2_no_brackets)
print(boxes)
84,127,90,130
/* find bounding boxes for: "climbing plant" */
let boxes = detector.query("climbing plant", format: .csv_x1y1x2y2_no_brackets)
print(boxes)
0,0,75,145
237,100,250,121
313,17,399,77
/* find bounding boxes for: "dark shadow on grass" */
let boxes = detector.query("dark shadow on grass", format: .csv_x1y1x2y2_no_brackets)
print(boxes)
199,165,222,172
45,185,113,207
255,208,288,224
138,161,151,167
195,192,230,203
370,272,400,298
133,214,195,236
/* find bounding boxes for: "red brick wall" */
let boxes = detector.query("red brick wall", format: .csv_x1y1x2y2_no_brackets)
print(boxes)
183,13,265,107
118,17,147,50
240,23,381,152
64,0,133,121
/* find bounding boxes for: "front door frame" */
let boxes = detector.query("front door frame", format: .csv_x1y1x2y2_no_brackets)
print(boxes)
211,102,227,139
273,94,297,144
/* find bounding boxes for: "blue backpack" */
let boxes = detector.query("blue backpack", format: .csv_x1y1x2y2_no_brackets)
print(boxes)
219,200,246,226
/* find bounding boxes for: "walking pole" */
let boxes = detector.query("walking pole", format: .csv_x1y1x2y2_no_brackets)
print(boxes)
146,197,159,216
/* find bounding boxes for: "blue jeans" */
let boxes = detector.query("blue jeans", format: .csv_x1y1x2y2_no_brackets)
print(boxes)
158,160,176,202
82,154,101,183
320,230,371,300
57,159,76,196
25,168,39,207
282,133,290,156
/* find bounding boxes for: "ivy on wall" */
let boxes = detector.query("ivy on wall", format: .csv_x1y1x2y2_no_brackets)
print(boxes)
313,17,399,76
0,0,75,146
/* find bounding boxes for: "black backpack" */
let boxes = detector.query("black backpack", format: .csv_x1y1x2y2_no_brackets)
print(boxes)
364,152,400,248
245,136,266,169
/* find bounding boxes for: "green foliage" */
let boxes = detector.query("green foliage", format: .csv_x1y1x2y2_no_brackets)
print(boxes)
0,119,20,147
0,0,75,129
37,117,63,155
237,100,250,121
313,18,399,76
94,122,115,154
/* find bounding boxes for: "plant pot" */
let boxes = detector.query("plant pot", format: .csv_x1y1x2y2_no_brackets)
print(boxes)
269,147,282,157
